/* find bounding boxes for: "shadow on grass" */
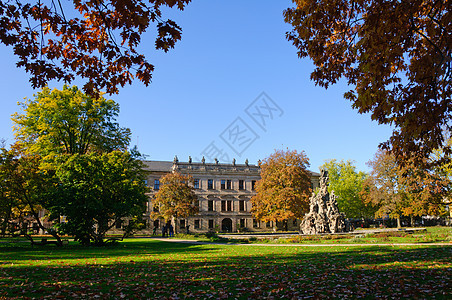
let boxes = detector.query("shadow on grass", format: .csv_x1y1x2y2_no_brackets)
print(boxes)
0,240,451,299
0,239,219,262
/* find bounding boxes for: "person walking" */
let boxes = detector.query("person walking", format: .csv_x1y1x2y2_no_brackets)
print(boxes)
169,224,174,237
161,224,167,237
152,226,157,236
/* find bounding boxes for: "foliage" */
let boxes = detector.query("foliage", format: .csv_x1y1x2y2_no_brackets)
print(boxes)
51,151,148,245
284,0,452,162
152,172,198,225
0,144,59,242
4,86,146,245
0,0,191,96
320,159,377,218
362,150,449,224
251,149,312,225
0,239,451,298
12,85,130,160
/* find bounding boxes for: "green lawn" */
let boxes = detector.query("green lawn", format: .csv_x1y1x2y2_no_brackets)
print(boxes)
1,239,451,298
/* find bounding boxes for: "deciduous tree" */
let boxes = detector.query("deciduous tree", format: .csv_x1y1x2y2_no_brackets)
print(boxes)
363,149,449,227
284,1,451,161
0,144,61,243
0,0,191,96
251,149,312,230
52,151,148,245
152,172,198,232
320,159,376,218
12,85,130,160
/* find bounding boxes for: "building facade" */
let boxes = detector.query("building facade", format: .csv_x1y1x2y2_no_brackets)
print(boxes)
144,158,320,233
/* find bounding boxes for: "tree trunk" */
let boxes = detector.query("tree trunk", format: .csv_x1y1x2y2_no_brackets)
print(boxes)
397,217,401,228
410,215,415,227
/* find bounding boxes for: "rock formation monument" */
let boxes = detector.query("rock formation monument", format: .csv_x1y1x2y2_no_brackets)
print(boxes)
300,169,346,234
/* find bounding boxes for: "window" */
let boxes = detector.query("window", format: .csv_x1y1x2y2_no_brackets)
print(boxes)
208,200,214,211
208,179,214,189
154,179,160,190
208,219,214,229
144,179,148,186
253,219,259,228
239,200,245,212
194,179,200,189
221,200,232,211
153,205,159,213
239,180,244,190
226,180,232,189
251,180,256,191
194,220,200,229
292,219,298,226
116,220,122,229
180,219,186,229
221,179,226,189
266,221,271,228
240,219,246,228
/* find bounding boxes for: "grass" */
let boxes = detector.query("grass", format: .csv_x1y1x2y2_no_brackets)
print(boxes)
214,226,452,244
0,237,451,298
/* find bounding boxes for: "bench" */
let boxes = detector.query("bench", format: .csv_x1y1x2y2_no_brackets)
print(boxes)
31,238,69,246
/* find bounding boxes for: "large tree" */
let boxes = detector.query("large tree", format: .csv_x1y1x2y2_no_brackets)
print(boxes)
51,151,148,245
0,0,191,96
0,144,61,243
152,172,198,232
12,85,130,159
251,149,312,230
9,86,146,245
284,1,451,161
363,149,449,227
320,159,376,218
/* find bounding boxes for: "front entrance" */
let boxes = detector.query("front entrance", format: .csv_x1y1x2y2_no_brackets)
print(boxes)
221,218,232,232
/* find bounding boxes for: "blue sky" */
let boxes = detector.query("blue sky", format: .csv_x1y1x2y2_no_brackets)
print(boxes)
0,0,392,172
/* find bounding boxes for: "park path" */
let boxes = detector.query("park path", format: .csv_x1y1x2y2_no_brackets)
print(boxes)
151,238,452,247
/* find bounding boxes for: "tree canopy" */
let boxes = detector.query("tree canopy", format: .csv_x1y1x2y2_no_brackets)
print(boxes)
12,85,130,160
0,0,191,96
52,151,148,245
251,149,312,227
320,159,376,218
2,86,147,245
363,149,449,226
284,0,451,161
152,172,198,227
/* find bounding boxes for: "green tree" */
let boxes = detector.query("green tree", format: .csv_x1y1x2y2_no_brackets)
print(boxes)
363,150,449,227
0,144,61,243
251,149,312,230
320,159,376,218
0,0,191,96
52,151,148,245
9,86,146,245
152,172,198,233
12,85,130,160
284,1,451,161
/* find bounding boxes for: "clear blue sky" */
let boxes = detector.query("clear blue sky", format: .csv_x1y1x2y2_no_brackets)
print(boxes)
0,0,392,172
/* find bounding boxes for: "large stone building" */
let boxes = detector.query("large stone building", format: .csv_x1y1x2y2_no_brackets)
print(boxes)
144,158,320,233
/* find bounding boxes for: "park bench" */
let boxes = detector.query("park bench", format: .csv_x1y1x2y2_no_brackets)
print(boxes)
30,238,69,246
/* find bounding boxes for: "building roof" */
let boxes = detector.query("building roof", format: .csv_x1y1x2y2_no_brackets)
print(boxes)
142,160,173,172
142,159,320,177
